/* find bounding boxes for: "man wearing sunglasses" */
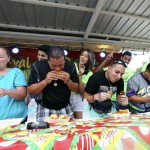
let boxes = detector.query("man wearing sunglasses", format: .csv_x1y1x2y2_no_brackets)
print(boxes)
84,59,128,118
127,63,150,113
95,51,134,111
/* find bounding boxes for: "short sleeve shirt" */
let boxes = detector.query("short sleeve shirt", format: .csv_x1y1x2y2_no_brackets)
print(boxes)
0,68,27,119
28,59,79,110
127,73,150,112
85,71,124,96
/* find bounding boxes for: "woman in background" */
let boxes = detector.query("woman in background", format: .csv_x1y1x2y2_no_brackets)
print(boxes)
70,49,95,119
0,47,27,120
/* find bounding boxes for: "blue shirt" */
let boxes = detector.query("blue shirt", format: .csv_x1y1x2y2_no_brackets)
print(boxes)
0,68,27,119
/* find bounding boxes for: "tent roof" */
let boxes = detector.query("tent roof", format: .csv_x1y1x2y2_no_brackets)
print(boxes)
0,0,150,52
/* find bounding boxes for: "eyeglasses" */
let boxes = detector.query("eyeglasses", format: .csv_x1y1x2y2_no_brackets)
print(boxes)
111,59,127,67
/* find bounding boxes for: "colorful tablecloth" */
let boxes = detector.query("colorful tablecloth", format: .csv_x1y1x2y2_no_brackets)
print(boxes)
0,114,150,150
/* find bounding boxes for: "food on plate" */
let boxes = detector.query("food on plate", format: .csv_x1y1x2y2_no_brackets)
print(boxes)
46,114,70,123
49,114,70,120
120,91,125,95
114,109,130,114
59,115,70,119
49,114,58,119
107,91,113,96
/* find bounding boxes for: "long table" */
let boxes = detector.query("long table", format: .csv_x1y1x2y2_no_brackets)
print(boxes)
0,114,150,150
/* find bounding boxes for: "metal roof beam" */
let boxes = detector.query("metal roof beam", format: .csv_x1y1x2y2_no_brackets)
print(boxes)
0,31,83,41
9,0,94,12
0,31,150,49
90,33,150,43
0,23,84,35
84,0,106,39
101,10,150,22
0,23,150,43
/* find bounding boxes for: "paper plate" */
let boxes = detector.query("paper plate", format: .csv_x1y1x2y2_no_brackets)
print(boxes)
108,112,131,118
44,117,70,124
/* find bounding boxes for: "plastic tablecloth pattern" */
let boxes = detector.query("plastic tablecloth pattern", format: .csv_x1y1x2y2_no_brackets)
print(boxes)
0,114,150,150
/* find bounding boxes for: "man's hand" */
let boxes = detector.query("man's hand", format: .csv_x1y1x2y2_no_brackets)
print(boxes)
106,50,114,60
78,65,85,75
118,95,128,106
58,71,70,84
94,92,111,102
45,71,59,84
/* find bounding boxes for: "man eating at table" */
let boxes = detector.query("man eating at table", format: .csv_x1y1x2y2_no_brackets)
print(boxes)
127,63,150,114
27,46,79,121
83,59,128,118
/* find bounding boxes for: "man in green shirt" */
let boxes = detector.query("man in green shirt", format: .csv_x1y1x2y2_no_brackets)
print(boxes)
121,51,134,92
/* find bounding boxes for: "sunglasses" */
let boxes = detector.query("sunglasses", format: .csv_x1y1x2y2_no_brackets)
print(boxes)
111,59,127,67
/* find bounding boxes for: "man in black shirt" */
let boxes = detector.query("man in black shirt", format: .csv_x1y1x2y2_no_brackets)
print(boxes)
28,46,79,121
84,59,128,117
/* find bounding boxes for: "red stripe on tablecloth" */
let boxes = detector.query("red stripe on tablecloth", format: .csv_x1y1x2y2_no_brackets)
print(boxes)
0,141,28,150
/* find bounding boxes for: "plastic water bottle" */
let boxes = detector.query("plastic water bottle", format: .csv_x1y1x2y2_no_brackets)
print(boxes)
27,98,37,123
82,98,90,119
